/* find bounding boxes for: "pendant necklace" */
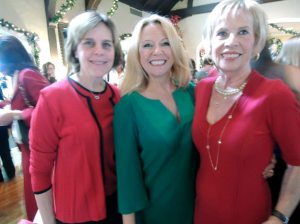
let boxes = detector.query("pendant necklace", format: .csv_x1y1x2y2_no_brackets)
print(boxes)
89,91,101,100
205,97,240,171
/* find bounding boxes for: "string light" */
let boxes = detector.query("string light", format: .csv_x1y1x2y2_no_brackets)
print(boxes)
107,0,119,17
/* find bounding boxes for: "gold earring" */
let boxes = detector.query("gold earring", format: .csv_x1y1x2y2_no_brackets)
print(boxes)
254,53,260,61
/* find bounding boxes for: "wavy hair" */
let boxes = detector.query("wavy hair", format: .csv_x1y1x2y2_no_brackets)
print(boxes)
120,14,191,96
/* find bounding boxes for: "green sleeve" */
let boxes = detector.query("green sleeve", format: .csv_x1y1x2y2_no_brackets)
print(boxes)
113,95,149,214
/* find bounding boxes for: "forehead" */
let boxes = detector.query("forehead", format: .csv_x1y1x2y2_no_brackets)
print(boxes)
214,8,253,30
83,22,112,39
140,23,167,40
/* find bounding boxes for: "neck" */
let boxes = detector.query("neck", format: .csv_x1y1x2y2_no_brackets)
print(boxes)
218,68,251,89
74,72,105,92
146,76,175,95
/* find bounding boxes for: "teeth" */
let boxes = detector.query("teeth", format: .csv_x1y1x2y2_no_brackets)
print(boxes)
222,54,239,58
92,61,106,65
150,60,166,65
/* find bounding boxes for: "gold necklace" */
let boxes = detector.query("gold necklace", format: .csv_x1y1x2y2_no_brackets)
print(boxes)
214,76,247,97
206,98,240,171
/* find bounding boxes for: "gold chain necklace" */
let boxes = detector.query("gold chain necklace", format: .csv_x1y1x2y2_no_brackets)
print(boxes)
214,76,247,97
206,98,240,171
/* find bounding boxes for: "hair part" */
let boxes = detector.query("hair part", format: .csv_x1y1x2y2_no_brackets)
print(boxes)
203,0,268,58
65,11,122,74
120,14,191,96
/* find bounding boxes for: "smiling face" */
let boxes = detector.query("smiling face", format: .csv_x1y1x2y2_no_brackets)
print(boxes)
138,23,174,80
211,8,255,76
75,22,115,78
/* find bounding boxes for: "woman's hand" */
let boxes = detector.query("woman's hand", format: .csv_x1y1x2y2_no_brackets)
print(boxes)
263,155,276,178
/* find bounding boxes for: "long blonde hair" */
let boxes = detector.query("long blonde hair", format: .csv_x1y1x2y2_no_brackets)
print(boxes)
120,14,191,96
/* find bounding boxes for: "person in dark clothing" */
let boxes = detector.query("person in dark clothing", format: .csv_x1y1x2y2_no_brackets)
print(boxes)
0,86,15,182
251,41,300,224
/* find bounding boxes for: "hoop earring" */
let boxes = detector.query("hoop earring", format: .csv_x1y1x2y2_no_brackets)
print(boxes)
253,53,260,61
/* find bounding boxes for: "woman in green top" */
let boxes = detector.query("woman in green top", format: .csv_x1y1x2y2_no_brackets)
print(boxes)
113,14,198,224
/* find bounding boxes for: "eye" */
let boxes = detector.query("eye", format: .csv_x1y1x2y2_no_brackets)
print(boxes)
239,29,249,35
216,30,228,38
82,39,95,47
142,43,153,48
161,40,170,47
102,41,113,49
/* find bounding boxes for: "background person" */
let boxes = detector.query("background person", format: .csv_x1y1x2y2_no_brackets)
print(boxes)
30,11,122,224
0,35,49,221
192,0,300,223
42,62,57,84
0,85,15,182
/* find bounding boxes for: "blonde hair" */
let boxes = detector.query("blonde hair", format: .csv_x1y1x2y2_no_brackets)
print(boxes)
276,37,300,67
120,14,191,96
65,11,122,74
203,0,268,58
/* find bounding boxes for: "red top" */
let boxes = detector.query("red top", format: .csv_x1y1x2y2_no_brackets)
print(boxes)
192,70,300,224
11,69,49,125
30,78,120,223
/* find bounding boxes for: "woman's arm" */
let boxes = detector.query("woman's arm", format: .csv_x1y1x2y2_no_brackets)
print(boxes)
35,189,56,224
0,109,22,126
122,213,136,224
263,165,300,223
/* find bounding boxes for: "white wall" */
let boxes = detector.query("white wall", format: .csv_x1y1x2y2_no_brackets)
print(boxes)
0,0,50,65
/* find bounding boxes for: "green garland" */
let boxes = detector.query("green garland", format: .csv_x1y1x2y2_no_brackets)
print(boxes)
107,0,119,17
49,0,77,24
269,23,300,37
0,18,40,67
119,33,132,40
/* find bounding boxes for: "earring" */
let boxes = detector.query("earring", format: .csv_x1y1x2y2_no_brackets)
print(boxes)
253,53,260,61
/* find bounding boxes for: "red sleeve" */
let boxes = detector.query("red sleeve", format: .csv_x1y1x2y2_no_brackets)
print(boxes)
267,80,300,165
30,90,59,192
20,69,49,126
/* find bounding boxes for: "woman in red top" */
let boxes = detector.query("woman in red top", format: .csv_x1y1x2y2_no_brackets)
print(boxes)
192,0,300,223
29,11,123,224
0,35,49,221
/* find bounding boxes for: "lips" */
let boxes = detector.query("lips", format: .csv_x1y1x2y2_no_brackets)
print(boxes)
149,59,167,65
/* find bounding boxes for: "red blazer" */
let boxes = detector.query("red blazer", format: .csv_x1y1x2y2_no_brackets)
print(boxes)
30,78,120,223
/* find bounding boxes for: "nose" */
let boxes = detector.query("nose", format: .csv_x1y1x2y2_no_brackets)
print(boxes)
153,45,163,55
225,33,238,47
94,44,104,54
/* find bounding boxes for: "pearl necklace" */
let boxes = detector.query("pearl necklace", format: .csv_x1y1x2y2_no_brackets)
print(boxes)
206,98,240,171
214,76,247,97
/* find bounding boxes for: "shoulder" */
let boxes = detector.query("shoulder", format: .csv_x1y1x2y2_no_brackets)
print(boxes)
115,92,138,111
21,68,47,82
250,70,297,106
40,79,70,97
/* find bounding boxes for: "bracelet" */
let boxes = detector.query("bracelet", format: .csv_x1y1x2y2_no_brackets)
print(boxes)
272,210,289,224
